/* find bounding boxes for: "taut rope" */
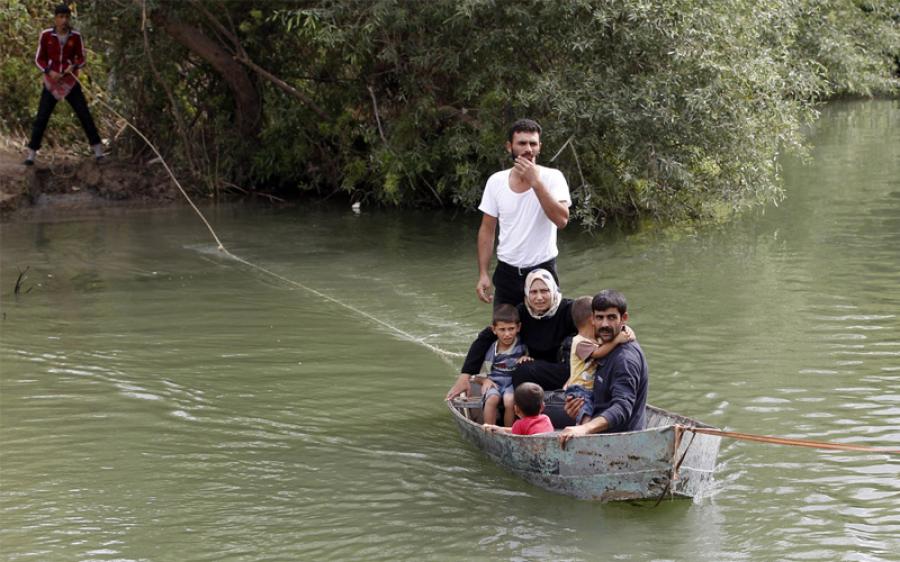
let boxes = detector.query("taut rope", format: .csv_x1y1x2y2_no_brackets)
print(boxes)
680,425,900,454
72,74,465,364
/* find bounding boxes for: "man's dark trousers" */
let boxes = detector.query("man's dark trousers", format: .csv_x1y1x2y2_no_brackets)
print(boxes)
28,83,101,151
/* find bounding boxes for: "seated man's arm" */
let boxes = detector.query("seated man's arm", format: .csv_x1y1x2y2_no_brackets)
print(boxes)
592,359,642,432
558,357,641,446
558,410,609,447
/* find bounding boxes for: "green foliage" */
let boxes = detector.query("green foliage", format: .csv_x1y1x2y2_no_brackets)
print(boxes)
792,0,900,97
2,0,898,223
260,0,829,220
0,0,39,128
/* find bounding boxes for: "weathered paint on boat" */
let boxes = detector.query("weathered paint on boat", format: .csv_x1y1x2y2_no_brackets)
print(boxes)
447,396,721,502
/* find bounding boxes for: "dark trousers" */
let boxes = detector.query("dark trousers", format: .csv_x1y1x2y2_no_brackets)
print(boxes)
492,258,560,309
28,83,101,151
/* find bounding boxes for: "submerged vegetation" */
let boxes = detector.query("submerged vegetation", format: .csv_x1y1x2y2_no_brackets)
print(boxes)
2,0,898,224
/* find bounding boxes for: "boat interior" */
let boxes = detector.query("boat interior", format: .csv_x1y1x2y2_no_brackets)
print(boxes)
450,384,715,431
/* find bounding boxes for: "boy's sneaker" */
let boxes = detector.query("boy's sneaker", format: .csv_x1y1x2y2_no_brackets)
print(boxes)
91,143,105,163
24,148,36,166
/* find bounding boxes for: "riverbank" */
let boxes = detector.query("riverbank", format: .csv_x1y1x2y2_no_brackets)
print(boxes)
0,143,180,217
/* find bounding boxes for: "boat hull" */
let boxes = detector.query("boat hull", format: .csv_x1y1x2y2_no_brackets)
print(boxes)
447,396,720,502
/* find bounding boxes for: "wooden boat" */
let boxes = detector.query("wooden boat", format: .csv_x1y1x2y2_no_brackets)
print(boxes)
447,390,721,502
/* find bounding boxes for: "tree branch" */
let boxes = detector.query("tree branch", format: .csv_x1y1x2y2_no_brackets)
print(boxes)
191,0,245,57
141,0,197,173
149,8,261,139
436,105,482,128
235,54,328,120
368,85,388,145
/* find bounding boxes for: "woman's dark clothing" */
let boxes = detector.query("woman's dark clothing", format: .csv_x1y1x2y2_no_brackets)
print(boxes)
510,360,570,392
461,298,576,391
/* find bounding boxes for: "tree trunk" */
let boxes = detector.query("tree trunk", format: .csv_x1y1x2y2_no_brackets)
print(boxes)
149,10,261,141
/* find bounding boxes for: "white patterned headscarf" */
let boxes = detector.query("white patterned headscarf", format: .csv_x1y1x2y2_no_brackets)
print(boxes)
524,269,562,320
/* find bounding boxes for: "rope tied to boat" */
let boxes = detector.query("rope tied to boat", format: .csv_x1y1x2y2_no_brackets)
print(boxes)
653,425,698,506
677,425,900,454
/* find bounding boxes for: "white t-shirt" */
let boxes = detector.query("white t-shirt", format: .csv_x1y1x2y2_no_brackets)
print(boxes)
478,166,571,268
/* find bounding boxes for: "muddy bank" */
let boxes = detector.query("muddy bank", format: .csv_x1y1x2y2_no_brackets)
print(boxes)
0,147,181,217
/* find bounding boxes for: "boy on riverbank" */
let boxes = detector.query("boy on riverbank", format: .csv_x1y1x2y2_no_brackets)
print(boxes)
476,304,530,427
564,296,634,424
24,4,104,166
483,382,554,435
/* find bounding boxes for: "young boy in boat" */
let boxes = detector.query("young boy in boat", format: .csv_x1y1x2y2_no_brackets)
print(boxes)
483,382,554,435
475,304,531,427
563,296,635,425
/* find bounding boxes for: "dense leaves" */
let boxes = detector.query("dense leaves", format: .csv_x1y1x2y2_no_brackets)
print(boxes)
2,0,898,223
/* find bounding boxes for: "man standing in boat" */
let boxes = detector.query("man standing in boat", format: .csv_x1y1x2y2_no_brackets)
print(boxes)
24,4,104,166
475,119,571,308
559,290,648,444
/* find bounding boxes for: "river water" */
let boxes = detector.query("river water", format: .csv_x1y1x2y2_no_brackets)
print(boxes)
1,100,898,561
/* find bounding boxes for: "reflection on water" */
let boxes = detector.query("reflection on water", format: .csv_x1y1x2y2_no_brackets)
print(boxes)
1,100,898,561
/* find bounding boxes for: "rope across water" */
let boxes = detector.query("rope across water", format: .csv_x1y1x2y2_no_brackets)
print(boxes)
681,425,900,454
222,250,465,363
75,74,465,365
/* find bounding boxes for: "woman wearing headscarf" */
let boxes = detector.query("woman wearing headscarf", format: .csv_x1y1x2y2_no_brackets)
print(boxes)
446,269,576,399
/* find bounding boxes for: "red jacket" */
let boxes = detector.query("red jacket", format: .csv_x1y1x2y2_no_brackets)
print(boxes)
34,27,85,95
34,27,86,99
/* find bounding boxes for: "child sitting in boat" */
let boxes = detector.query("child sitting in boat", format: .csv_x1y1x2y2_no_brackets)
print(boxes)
483,382,555,435
563,296,635,424
473,304,531,427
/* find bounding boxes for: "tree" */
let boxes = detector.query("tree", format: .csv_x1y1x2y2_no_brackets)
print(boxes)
148,7,261,141
3,0,898,223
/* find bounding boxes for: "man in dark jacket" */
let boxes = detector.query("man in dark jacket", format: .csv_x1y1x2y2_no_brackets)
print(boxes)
558,290,648,445
24,4,103,166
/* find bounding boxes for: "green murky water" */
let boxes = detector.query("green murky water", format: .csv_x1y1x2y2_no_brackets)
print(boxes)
1,100,898,561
